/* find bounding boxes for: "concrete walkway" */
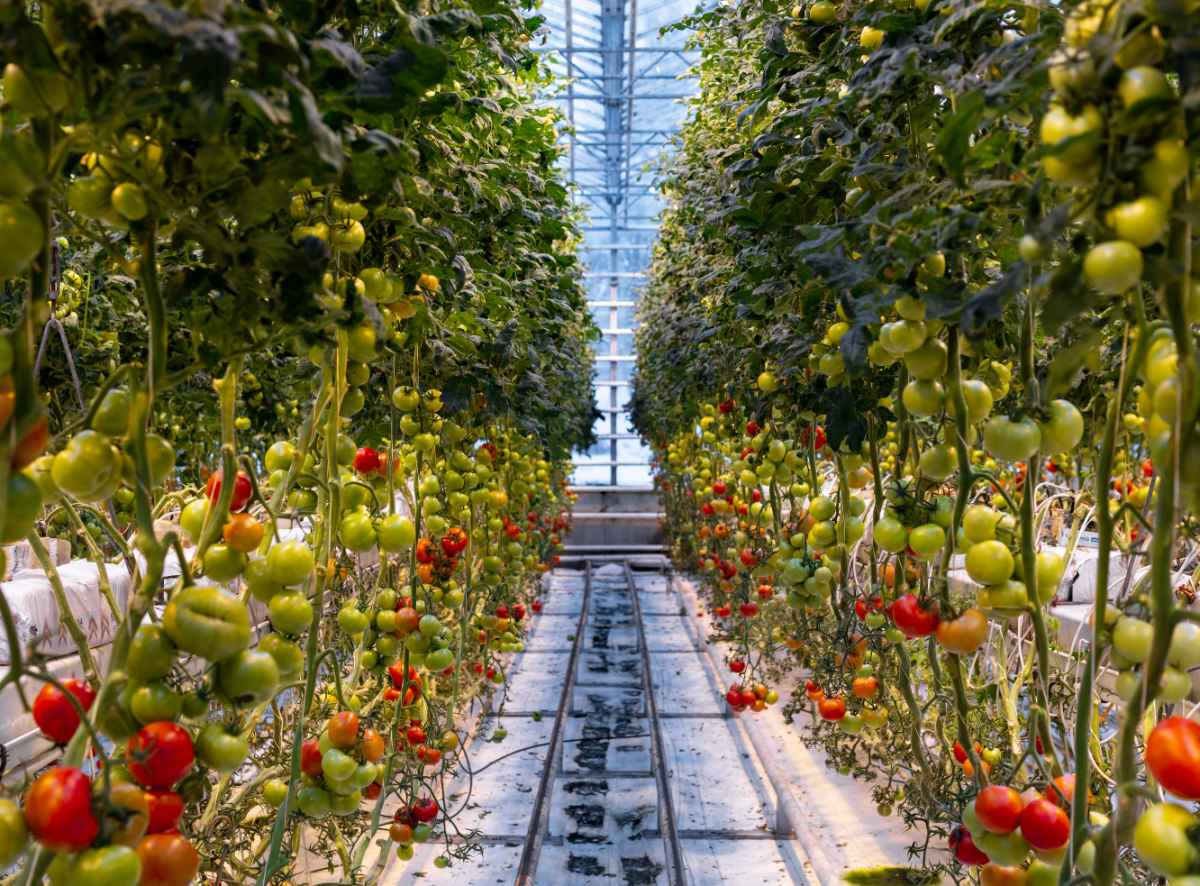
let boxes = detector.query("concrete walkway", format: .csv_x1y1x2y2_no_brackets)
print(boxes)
387,562,911,885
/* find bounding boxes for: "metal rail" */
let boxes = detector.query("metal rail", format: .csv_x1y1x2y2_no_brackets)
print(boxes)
626,559,686,885
514,561,594,884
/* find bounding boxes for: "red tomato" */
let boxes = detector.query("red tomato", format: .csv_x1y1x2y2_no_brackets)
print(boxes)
1146,716,1200,800
127,722,195,789
145,790,184,834
818,695,846,721
1019,797,1069,850
411,797,439,823
205,470,252,513
353,447,381,474
137,832,201,886
300,739,323,777
891,594,940,638
24,767,99,852
950,826,989,865
32,678,96,744
974,785,1024,834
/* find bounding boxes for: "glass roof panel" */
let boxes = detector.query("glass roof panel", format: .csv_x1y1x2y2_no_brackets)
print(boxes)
536,0,702,486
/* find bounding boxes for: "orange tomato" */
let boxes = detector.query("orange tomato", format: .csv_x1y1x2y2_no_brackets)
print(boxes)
851,676,879,699
223,513,265,553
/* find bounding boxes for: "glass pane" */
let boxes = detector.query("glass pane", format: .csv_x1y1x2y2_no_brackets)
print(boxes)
617,438,650,461
617,464,653,486
573,465,613,486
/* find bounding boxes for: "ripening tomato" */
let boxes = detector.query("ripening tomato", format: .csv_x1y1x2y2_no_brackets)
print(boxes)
144,790,183,834
1145,716,1200,800
100,781,149,848
137,832,200,886
936,608,989,655
205,469,252,512
979,863,1028,886
359,728,385,763
222,513,264,553
851,676,879,699
327,711,359,749
33,677,96,744
127,722,195,789
24,766,99,852
974,785,1024,835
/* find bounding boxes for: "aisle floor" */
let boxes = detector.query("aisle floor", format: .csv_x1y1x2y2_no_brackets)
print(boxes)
387,562,906,885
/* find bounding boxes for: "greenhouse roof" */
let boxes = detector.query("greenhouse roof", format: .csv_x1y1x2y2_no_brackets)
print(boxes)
535,0,700,486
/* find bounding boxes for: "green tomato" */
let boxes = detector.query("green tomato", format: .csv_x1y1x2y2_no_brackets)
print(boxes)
264,440,296,472
1035,552,1066,603
904,338,947,380
1039,399,1084,453
196,723,249,773
0,798,25,866
330,789,363,815
918,444,956,481
259,633,305,681
143,434,176,486
907,523,945,559
1118,65,1174,107
377,514,416,553
901,379,944,417
339,510,377,552
984,415,1042,462
163,586,251,662
51,430,121,501
963,505,1000,543
203,543,247,583
1112,616,1153,663
338,605,369,635
179,498,209,546
1083,241,1143,295
965,540,1014,586
267,540,315,586
262,778,289,808
975,829,1030,866
269,591,314,636
297,785,332,818
0,200,44,278
1106,196,1168,247
426,647,455,671
322,748,358,783
127,624,177,682
63,845,142,886
130,681,182,724
1134,802,1197,876
1168,621,1200,669
218,649,280,705
977,579,1029,615
244,558,282,603
92,388,131,436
